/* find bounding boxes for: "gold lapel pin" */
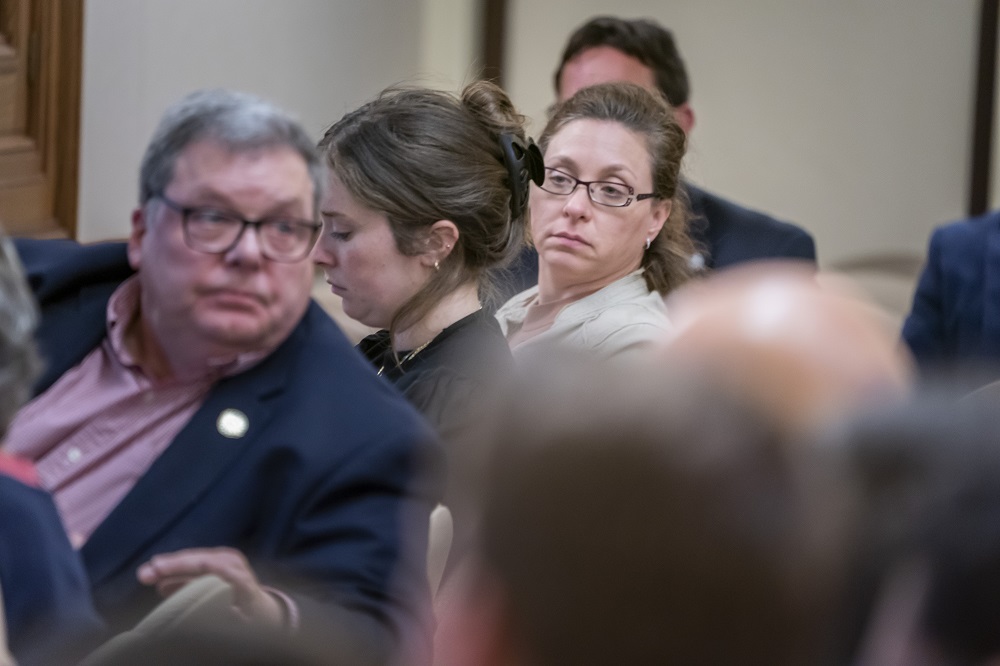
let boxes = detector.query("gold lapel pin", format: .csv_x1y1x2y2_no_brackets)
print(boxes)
217,409,249,439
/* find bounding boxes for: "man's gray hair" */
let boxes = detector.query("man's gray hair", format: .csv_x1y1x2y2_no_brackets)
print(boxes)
0,232,40,440
139,89,322,208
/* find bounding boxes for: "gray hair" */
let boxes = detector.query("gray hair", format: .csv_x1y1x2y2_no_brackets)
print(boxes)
139,89,322,208
0,232,40,440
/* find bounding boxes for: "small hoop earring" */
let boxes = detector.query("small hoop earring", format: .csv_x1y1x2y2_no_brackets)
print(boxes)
645,237,652,251
434,260,440,271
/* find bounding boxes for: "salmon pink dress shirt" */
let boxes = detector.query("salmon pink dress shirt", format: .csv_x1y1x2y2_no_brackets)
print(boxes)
4,277,266,547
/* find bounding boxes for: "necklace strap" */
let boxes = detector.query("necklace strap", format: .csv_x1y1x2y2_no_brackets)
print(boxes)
377,338,433,377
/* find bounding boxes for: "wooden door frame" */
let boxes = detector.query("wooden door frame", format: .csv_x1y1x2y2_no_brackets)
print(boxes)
0,0,83,238
480,0,507,86
48,0,84,238
970,0,999,217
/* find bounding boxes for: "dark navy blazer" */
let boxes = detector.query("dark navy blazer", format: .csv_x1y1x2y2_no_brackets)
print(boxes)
0,468,102,664
903,211,1000,369
500,185,816,301
686,186,815,270
13,238,442,661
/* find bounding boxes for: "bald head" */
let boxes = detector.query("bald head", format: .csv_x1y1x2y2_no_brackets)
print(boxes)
663,264,914,436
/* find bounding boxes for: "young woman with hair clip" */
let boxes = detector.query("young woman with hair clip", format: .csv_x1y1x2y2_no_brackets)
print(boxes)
314,81,541,460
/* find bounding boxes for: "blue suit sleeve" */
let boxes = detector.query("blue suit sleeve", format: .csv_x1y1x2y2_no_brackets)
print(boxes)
277,425,442,665
0,478,104,664
776,226,816,262
902,229,947,364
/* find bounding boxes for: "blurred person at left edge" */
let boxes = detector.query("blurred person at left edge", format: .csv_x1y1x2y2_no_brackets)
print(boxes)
0,229,102,665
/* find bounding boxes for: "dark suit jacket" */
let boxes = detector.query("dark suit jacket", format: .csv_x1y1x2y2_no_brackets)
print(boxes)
0,465,102,664
902,211,1000,370
499,185,816,302
14,238,442,662
686,186,816,269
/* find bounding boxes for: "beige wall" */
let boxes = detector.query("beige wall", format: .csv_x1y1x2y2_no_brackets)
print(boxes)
78,0,480,242
420,0,482,90
79,0,984,274
507,0,979,267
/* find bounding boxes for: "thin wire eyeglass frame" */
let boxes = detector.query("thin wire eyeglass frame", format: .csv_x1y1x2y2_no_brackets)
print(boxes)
538,167,658,207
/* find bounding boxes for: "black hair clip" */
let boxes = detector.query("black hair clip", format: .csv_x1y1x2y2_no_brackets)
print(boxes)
500,133,545,217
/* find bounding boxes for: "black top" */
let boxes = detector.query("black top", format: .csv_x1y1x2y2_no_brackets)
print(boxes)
360,308,512,571
358,308,512,448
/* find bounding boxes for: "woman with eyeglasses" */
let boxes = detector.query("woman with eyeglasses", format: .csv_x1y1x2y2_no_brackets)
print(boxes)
496,82,693,358
313,81,540,456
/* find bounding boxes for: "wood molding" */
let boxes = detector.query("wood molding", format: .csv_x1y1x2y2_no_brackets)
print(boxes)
0,0,81,238
480,0,507,85
52,0,83,237
970,0,998,216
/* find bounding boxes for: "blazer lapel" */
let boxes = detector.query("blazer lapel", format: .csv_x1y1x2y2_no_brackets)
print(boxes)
982,219,1000,356
81,331,297,586
25,240,134,395
34,283,117,395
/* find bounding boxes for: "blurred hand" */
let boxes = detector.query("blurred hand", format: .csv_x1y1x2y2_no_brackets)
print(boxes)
137,547,285,626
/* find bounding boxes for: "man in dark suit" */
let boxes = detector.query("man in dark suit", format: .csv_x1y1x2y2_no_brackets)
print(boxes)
902,210,1000,373
5,89,440,663
502,16,815,298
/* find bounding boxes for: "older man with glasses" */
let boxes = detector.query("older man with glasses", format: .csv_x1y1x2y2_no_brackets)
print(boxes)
4,89,441,664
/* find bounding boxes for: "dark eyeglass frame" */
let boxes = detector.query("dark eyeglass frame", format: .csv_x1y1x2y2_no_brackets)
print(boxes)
538,167,658,208
154,193,321,262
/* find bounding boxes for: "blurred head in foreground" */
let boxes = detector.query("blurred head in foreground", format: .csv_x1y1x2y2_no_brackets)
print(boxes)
438,357,858,666
663,263,914,437
833,391,1000,666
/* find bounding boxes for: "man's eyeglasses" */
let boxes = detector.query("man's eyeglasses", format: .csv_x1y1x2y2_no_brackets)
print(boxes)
538,167,658,208
155,194,321,262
